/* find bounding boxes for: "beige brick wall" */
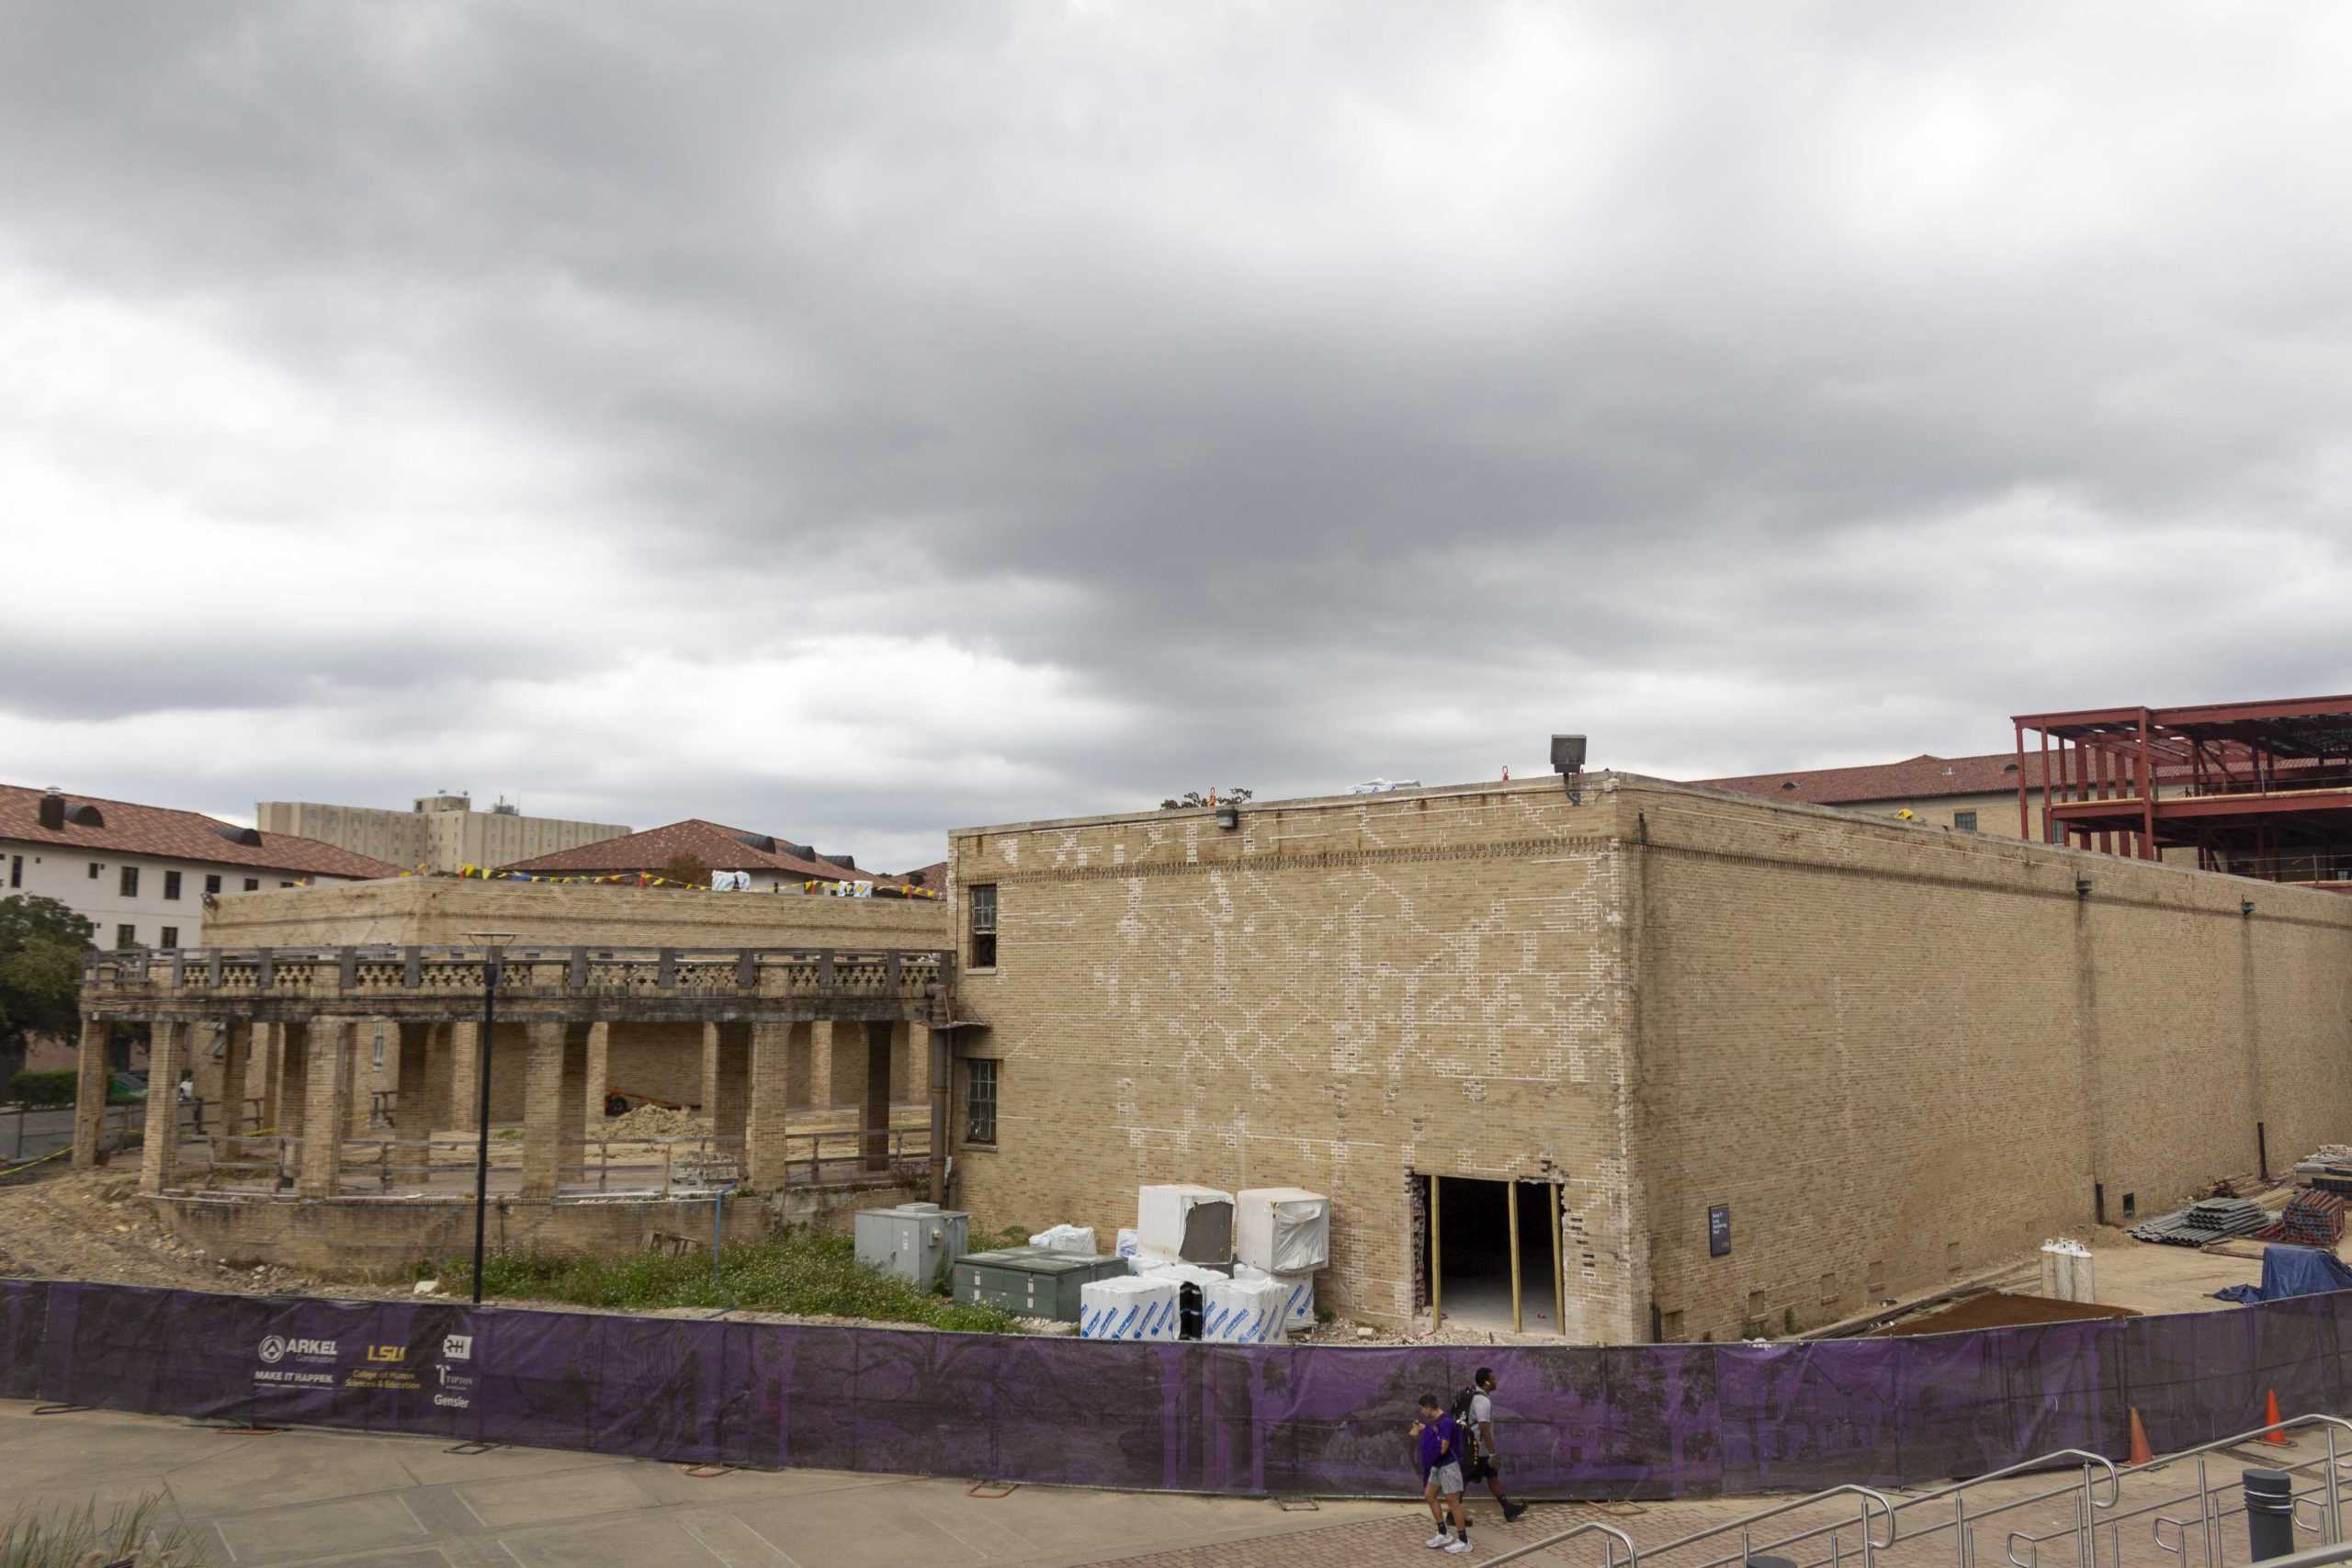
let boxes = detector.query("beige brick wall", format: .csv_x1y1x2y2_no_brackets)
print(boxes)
1624,779,2352,1342
947,784,1645,1337
199,875,952,949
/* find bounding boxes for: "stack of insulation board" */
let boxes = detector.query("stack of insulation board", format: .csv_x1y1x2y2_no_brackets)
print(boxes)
1203,1275,1288,1344
1080,1274,1180,1342
1234,1188,1329,1333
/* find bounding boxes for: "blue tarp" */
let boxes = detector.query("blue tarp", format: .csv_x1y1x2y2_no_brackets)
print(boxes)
2211,1245,2352,1304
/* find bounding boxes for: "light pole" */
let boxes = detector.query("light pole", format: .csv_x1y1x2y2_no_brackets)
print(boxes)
461,931,515,1306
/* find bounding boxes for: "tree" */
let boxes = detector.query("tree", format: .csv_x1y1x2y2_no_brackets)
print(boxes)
659,851,713,888
0,895,96,1092
1159,788,1255,810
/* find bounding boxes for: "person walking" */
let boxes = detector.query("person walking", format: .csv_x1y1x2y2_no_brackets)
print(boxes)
1465,1366,1528,1523
1410,1393,1473,1553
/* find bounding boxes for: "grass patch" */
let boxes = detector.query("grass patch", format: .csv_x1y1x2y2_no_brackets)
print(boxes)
1,1490,209,1565
442,1229,1023,1334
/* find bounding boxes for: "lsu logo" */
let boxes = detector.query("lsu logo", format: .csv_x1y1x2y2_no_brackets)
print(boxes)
366,1345,406,1364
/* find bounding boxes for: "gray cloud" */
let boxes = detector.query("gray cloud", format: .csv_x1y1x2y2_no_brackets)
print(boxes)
6,2,2352,868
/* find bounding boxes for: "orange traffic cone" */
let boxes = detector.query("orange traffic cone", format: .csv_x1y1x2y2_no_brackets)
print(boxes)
2128,1407,2154,1464
2263,1389,2290,1445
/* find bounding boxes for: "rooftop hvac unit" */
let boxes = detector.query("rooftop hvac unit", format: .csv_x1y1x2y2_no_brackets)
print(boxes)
1235,1187,1329,1273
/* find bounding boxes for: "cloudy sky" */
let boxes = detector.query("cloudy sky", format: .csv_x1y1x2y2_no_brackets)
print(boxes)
6,3,2351,871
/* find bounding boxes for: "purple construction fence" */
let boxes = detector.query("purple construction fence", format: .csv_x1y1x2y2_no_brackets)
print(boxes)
1,1279,2342,1496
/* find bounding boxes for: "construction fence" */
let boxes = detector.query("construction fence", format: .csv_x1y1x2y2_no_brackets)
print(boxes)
3,1279,2347,1496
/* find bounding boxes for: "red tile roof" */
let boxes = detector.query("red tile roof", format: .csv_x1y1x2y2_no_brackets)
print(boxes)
502,818,879,883
898,859,949,891
1695,750,2051,807
0,785,402,880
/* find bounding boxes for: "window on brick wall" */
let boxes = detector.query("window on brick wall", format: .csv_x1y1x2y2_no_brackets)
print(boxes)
204,874,220,895
119,865,140,897
164,869,182,900
968,883,998,968
962,1058,999,1145
243,878,259,892
160,926,178,949
1952,810,1978,832
116,923,138,950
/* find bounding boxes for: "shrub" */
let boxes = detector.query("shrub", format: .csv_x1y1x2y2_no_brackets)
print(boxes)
0,1491,209,1565
5,1070,75,1108
444,1228,1023,1334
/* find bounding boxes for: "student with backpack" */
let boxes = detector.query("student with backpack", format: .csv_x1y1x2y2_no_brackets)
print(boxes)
1456,1368,1528,1523
1409,1393,1473,1553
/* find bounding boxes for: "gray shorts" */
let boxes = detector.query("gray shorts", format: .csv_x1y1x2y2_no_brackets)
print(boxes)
1426,1461,1464,1496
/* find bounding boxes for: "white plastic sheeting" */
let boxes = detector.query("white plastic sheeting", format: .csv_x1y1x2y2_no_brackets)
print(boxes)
1204,1276,1287,1344
1079,1274,1180,1342
1237,1262,1316,1332
1235,1188,1329,1273
1028,1224,1098,1255
1136,1184,1235,1263
1114,1227,1139,1260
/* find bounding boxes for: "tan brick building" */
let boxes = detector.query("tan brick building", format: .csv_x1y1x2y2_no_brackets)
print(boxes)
944,774,2352,1341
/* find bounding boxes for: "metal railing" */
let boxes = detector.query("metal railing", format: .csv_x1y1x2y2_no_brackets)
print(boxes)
785,1123,931,1186
1556,1417,2352,1568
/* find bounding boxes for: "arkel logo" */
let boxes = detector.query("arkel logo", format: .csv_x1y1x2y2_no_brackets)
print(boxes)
258,1335,337,1364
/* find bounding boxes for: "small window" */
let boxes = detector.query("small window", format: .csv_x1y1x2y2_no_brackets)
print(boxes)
164,870,182,900
243,878,260,892
115,923,138,950
204,874,221,895
7,854,18,888
89,863,103,880
372,1021,385,1071
279,880,294,889
963,1058,999,1145
968,883,998,968
119,865,140,897
1952,810,1978,833
159,926,179,949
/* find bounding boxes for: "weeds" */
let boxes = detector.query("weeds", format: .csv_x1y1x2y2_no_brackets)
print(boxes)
441,1229,1023,1334
0,1491,209,1565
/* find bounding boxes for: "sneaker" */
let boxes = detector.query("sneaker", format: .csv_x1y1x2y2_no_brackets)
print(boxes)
1444,1540,1473,1554
1504,1502,1528,1523
1426,1529,1453,1548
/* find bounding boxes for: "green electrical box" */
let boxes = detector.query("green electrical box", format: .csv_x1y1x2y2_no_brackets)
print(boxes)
951,1247,1129,1322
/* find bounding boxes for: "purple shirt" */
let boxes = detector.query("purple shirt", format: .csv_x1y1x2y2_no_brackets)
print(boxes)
1418,1413,1459,1476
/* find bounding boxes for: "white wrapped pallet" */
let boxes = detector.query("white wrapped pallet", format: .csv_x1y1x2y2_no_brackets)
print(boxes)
1203,1275,1288,1344
1028,1224,1098,1255
1236,1188,1330,1272
1238,1262,1317,1332
1115,1226,1140,1261
1136,1184,1235,1263
1080,1274,1181,1342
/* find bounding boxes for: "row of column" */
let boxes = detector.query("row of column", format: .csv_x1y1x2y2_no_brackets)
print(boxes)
81,1013,933,1203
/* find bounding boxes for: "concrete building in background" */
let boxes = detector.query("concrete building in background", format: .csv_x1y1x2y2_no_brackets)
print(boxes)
1696,750,2059,841
255,793,629,874
944,773,2352,1340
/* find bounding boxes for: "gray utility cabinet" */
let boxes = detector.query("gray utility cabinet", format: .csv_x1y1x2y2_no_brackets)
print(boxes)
951,1247,1129,1322
854,1202,970,1289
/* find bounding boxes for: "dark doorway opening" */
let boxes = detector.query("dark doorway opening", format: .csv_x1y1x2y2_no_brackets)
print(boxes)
1417,1174,1563,1336
863,1021,893,1169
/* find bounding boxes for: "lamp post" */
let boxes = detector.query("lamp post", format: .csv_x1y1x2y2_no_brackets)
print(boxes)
461,931,515,1305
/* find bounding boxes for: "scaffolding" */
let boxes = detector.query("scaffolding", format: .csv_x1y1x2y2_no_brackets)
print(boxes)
2013,695,2352,888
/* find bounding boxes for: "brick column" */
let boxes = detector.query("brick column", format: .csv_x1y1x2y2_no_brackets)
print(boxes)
137,1021,187,1194
519,1022,566,1199
71,1016,111,1168
219,1020,253,1157
861,1021,890,1171
557,1026,588,1183
808,1020,835,1110
447,1022,480,1132
252,1024,279,1129
704,1022,750,1148
392,1021,433,1186
188,1022,226,1134
424,1023,454,1129
745,1021,793,1191
905,1022,931,1109
298,1021,348,1198
583,1021,610,1132
277,1022,309,1145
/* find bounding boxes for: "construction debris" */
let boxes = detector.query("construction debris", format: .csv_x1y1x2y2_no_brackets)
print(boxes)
2130,1196,2267,1247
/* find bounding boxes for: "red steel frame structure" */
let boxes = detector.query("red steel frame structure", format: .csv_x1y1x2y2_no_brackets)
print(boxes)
2013,694,2352,889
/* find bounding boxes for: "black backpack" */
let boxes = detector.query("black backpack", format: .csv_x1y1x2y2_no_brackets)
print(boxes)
1448,1388,1483,1462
